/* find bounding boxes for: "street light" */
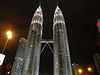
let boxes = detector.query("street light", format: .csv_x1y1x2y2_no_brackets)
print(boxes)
78,69,83,74
88,67,92,72
7,31,12,39
2,31,12,54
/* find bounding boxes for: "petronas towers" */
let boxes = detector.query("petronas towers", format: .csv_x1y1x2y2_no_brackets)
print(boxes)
11,5,72,75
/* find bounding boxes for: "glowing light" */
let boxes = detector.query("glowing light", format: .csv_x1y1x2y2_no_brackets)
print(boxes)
97,23,100,27
78,69,83,74
7,31,12,39
97,19,100,33
88,67,92,72
8,71,11,74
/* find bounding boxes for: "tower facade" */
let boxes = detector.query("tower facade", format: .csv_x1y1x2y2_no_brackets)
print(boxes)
53,6,72,75
22,6,43,75
11,6,43,75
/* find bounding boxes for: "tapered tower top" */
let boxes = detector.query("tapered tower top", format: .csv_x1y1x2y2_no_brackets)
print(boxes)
34,5,43,17
54,6,64,18
31,5,43,25
53,6,65,25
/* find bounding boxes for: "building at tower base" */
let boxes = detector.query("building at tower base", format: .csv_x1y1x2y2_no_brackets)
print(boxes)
11,38,28,75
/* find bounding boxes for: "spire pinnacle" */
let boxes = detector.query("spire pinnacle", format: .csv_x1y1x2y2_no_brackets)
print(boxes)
54,6,63,18
36,5,42,13
31,5,43,25
34,5,43,17
53,6,65,25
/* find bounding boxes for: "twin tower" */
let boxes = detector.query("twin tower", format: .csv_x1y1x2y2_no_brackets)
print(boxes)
11,6,72,75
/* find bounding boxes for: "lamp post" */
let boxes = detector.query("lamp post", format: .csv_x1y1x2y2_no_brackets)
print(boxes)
2,31,12,54
0,31,12,74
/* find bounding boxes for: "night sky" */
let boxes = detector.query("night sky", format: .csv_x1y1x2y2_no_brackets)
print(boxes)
0,0,100,75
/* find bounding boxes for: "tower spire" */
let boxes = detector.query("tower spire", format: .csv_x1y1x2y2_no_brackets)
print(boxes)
53,6,65,25
34,5,42,15
31,5,43,25
54,6,63,18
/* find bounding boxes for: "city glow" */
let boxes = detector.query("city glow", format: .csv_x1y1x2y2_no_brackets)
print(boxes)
78,69,83,74
7,31,12,39
88,67,92,72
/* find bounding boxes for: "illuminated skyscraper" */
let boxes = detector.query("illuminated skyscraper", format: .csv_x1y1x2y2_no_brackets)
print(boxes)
11,6,43,75
53,6,72,75
11,5,72,75
22,6,43,75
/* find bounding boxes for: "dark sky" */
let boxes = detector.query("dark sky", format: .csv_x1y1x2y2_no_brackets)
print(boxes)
0,0,100,75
